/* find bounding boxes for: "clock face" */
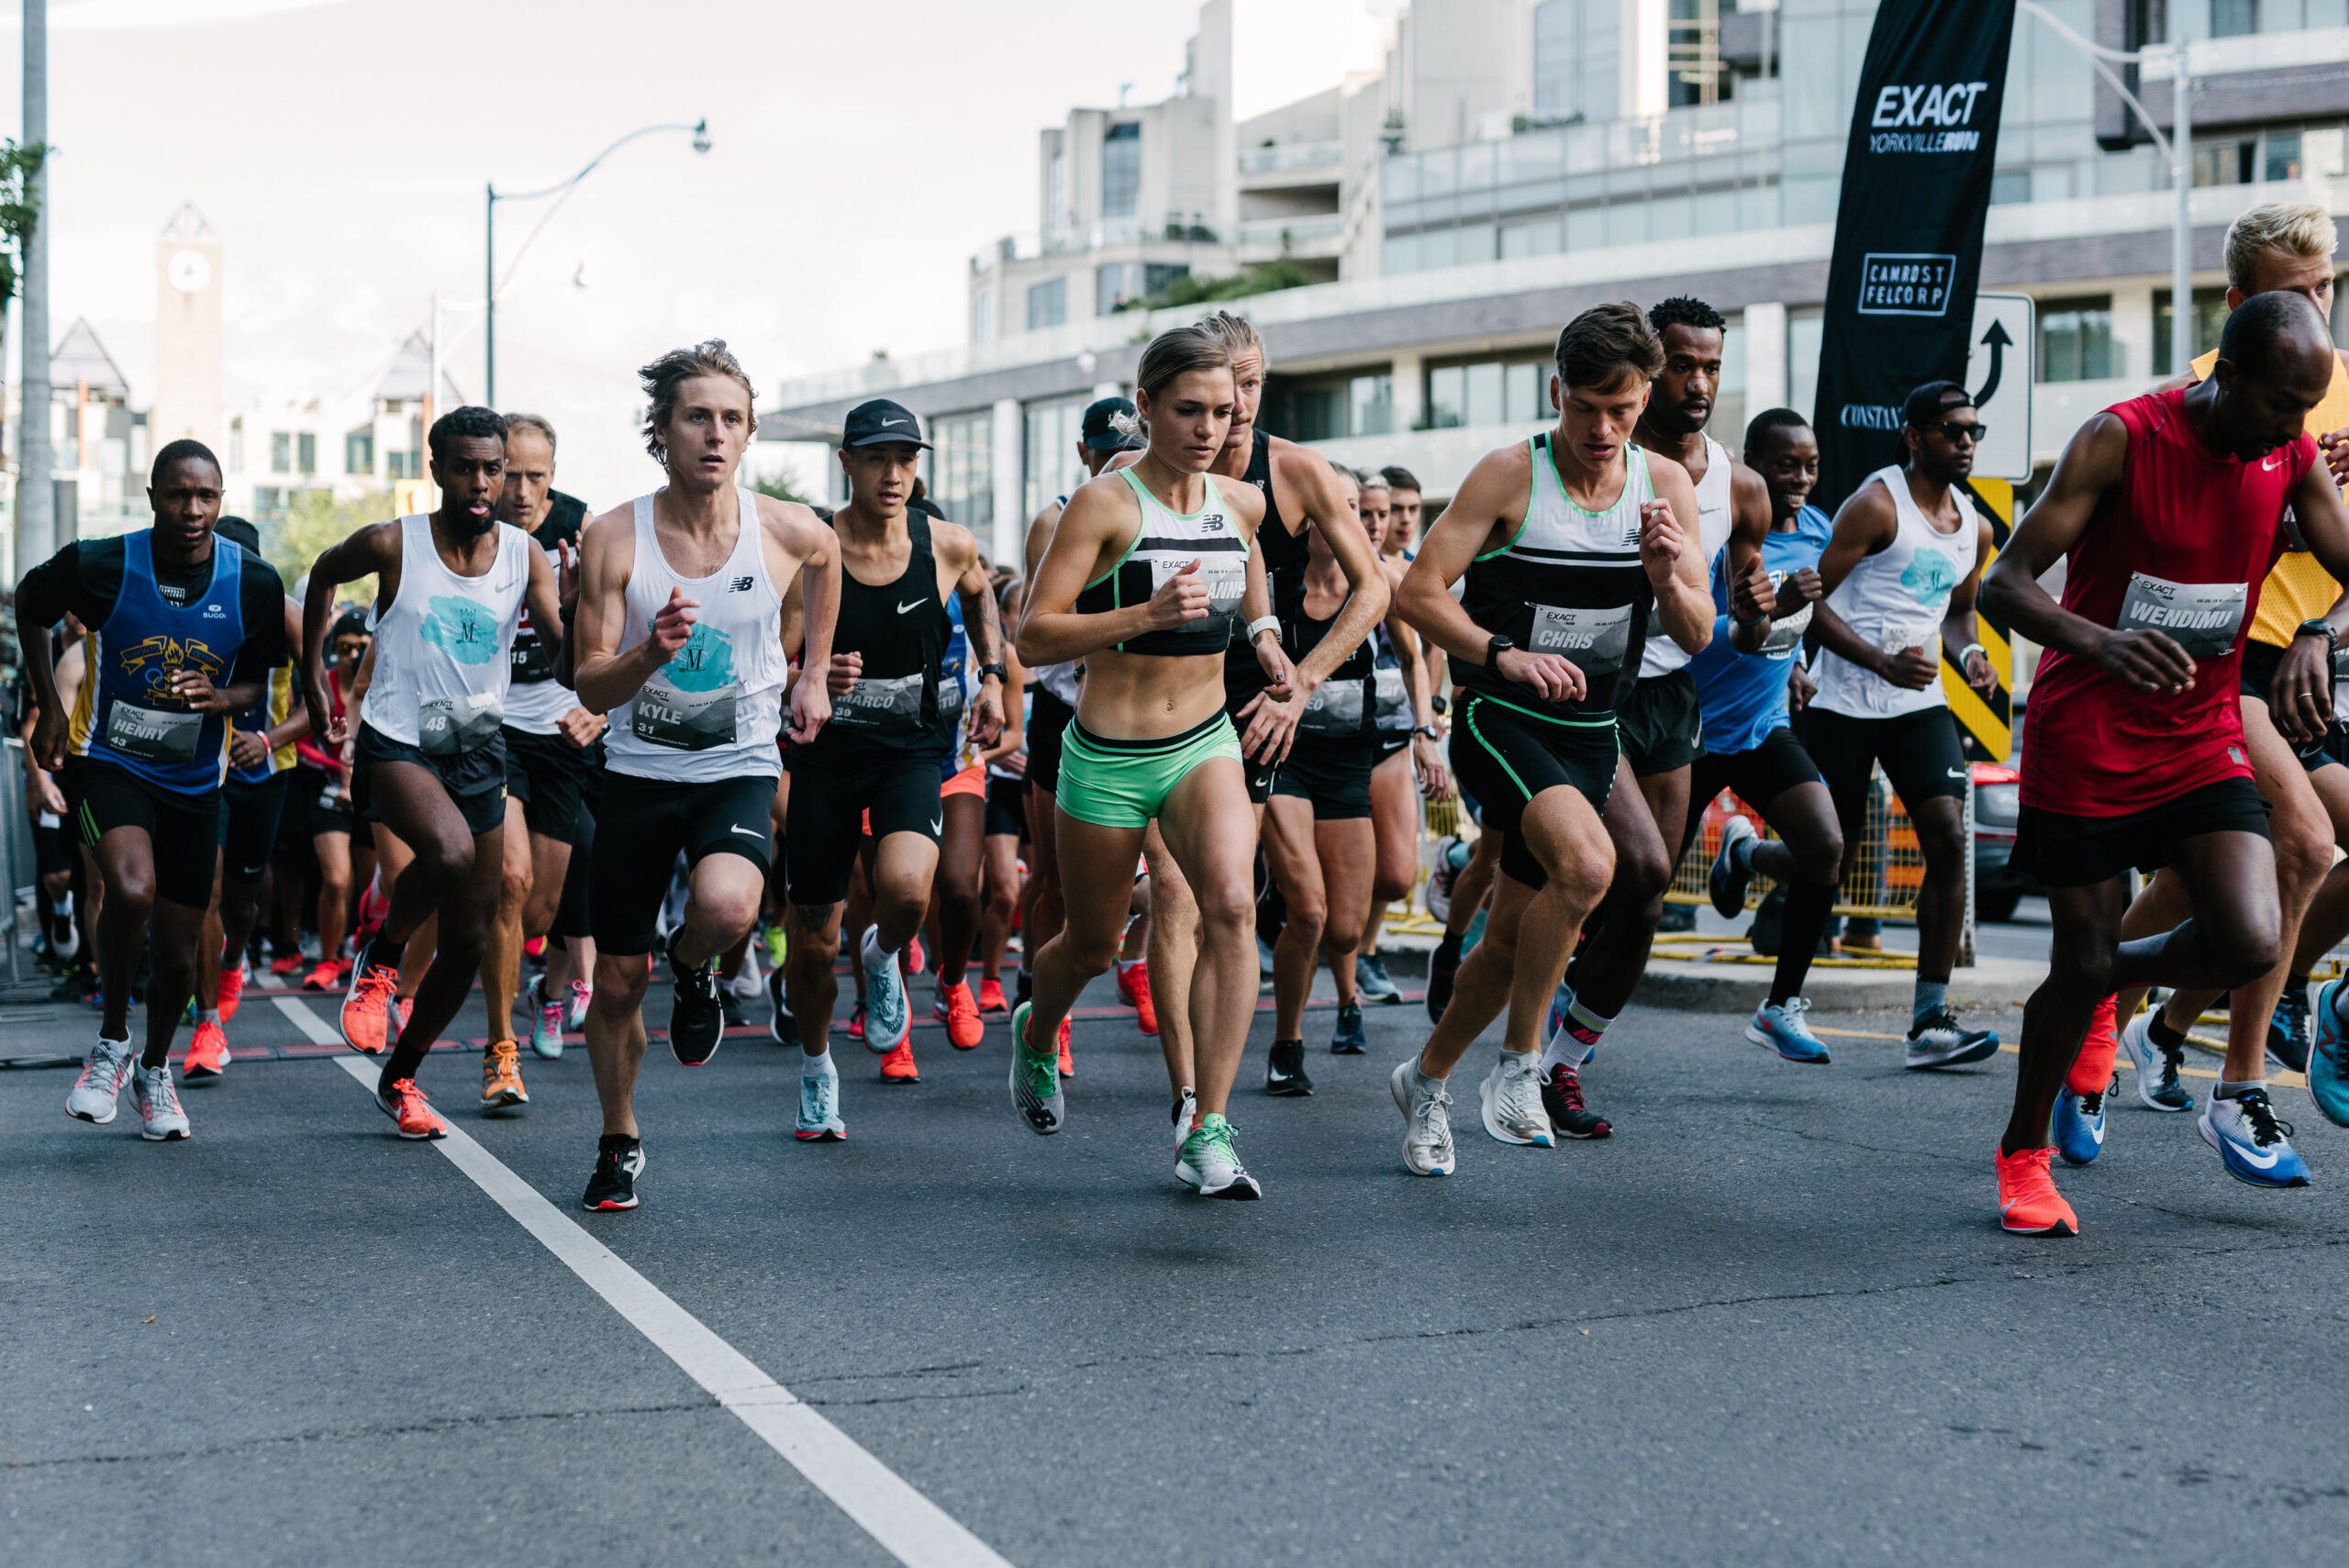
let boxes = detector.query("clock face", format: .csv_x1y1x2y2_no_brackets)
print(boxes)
167,249,212,295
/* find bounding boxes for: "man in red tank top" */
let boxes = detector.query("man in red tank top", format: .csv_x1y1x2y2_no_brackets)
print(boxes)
1980,292,2349,1236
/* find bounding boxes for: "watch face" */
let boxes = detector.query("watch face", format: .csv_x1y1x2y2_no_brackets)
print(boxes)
167,249,212,295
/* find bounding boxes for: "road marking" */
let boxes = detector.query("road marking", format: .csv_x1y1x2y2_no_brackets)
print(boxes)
274,995,343,1045
326,1053,1011,1568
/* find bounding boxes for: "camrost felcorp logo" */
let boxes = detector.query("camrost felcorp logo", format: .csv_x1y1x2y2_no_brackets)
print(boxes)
1866,80,1992,154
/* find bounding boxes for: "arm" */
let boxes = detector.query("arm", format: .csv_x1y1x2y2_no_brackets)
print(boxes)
978,586,1028,768
1278,449,1391,692
303,521,401,747
943,522,1006,748
16,608,65,773
1811,484,1938,690
1938,516,1999,695
781,506,838,745
1383,569,1449,797
1015,480,1208,665
1723,465,1779,654
2266,451,2349,737
1641,456,1712,656
1394,446,1585,704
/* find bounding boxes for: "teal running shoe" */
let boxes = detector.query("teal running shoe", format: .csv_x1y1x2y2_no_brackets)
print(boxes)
1008,1003,1064,1134
1176,1112,1261,1198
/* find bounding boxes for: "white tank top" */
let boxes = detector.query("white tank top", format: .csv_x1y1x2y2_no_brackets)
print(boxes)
1637,435,1735,679
503,534,578,735
361,514,529,753
604,487,788,783
1811,464,1977,719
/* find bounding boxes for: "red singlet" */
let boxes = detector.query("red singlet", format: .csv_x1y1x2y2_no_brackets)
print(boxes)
2021,388,2314,817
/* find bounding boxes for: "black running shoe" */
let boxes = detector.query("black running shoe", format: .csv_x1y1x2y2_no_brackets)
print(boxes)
1426,940,1461,1025
665,931,725,1066
1265,1039,1314,1096
582,1137,644,1211
1542,1062,1612,1140
719,989,748,1029
2271,985,2314,1074
766,964,799,1046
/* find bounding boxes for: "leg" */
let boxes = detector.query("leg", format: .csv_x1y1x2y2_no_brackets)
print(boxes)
980,831,1021,984
1359,750,1419,956
1144,824,1199,1097
2002,879,2128,1153
2215,700,2334,1082
1749,780,1845,1006
1909,793,1973,984
480,795,533,1041
677,851,766,968
1315,814,1378,1010
1153,759,1263,1120
934,794,985,987
1561,756,1675,1019
90,827,161,1048
313,831,353,967
1262,795,1327,1042
367,765,500,1088
1025,812,1148,1047
586,951,651,1135
785,900,846,1054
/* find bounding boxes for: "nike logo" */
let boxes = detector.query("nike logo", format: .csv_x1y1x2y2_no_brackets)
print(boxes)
2224,1132,2282,1168
729,826,765,840
929,816,943,835
2264,455,2284,471
882,417,910,428
1946,767,1967,779
897,600,924,614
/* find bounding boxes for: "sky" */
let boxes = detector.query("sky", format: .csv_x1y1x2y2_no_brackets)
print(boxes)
0,0,1389,506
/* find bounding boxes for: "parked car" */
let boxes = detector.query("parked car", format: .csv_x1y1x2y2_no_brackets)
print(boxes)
1971,704,2035,922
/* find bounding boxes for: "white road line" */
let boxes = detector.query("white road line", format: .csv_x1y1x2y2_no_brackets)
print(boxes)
274,995,343,1045
327,1053,1012,1568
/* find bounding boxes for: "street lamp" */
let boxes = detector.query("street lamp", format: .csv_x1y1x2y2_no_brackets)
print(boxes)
484,117,710,406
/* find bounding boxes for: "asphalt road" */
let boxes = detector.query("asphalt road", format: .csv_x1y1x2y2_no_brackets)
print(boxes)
7,947,2349,1567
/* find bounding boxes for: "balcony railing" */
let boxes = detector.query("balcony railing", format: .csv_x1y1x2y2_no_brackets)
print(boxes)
1239,139,1343,174
1237,213,1347,250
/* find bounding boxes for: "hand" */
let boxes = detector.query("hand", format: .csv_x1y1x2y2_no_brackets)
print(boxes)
826,651,863,699
1729,557,1777,627
1964,648,1998,695
28,770,65,817
2322,428,2349,488
1876,647,1941,691
1411,733,1450,799
335,784,352,810
1235,686,1303,766
1637,499,1683,587
1252,630,1295,696
555,539,582,621
1143,558,1210,630
980,736,1026,773
650,586,699,657
1781,567,1823,607
169,668,228,713
2268,634,2333,740
228,730,269,770
968,682,1005,749
31,709,67,773
556,706,606,750
1787,663,1817,714
2092,628,2196,695
1494,647,1586,704
787,668,832,744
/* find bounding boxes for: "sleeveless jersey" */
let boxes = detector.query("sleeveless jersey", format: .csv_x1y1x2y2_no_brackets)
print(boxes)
228,659,298,784
1030,494,1083,707
1687,504,1834,756
66,531,250,794
1225,431,1309,691
605,488,789,782
938,589,979,776
1286,594,1376,739
1074,469,1249,658
2193,348,2349,651
806,509,954,760
2023,388,2313,816
1638,434,1736,679
1809,465,1979,720
505,491,587,735
1453,433,1655,723
1371,627,1413,737
362,515,529,754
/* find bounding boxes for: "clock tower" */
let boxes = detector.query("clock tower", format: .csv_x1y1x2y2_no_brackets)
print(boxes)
151,202,224,458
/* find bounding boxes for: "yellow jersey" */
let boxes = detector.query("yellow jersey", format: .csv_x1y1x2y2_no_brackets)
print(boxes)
2192,346,2349,647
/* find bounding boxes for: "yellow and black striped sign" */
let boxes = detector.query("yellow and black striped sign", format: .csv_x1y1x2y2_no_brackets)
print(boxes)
1944,476,2014,762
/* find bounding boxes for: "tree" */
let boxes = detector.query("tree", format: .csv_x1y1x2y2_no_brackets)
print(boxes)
1124,259,1311,315
750,473,812,505
0,139,46,511
270,488,396,606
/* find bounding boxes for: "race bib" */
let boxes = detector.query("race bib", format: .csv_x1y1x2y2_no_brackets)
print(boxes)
1876,620,1939,657
1373,664,1411,728
1151,555,1247,619
1530,603,1633,674
1301,679,1366,735
418,692,504,758
831,671,924,730
631,672,738,751
2118,573,2246,662
104,701,203,764
1760,601,1814,658
509,625,554,684
937,659,967,728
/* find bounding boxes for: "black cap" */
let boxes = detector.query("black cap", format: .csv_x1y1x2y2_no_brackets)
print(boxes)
841,399,930,450
330,607,372,643
214,515,262,553
1081,395,1145,453
1902,380,1973,428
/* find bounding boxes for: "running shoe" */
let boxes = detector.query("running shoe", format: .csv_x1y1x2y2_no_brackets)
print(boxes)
1173,1087,1197,1151
2052,1075,2113,1167
847,1003,867,1045
480,1040,529,1114
1008,1003,1065,1134
861,925,910,1051
1265,1039,1314,1096
1425,834,1463,922
269,951,306,978
523,935,546,963
763,921,787,972
583,1140,644,1210
132,1062,190,1141
1996,1145,2078,1236
1541,1062,1611,1140
217,962,246,1022
529,976,567,1061
2310,978,2349,1129
934,981,985,1050
880,1036,919,1083
1746,998,1831,1063
1127,962,1159,1035
566,979,592,1031
67,1036,133,1124
766,965,799,1048
1056,1017,1074,1079
664,930,725,1067
395,997,414,1039
1479,1049,1553,1146
375,1076,448,1140
1175,1112,1262,1198
719,990,748,1030
1330,1001,1366,1055
1389,1059,1456,1177
340,944,401,1056
1356,953,1402,1004
2199,1089,2311,1188
2269,984,2314,1075
796,1071,845,1141
301,960,340,992
184,1018,230,1082
1708,814,1757,918
2117,1010,2195,1111
1426,940,1460,1024
905,935,926,976
1904,1007,2000,1070
978,977,1008,1014
1544,982,1602,1066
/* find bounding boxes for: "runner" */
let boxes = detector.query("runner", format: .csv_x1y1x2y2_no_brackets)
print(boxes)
570,342,839,1208
1354,470,1448,1006
1808,379,2003,1069
1985,290,2349,1232
1683,408,1844,1062
20,439,287,1141
1390,302,1710,1175
1545,296,1773,1089
1015,324,1290,1195
781,396,1000,1136
977,576,1030,1015
918,572,1015,1070
288,610,373,992
1381,466,1422,562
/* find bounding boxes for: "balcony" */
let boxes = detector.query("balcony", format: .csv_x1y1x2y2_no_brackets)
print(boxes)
973,215,1223,273
1237,213,1346,252
1239,139,1342,175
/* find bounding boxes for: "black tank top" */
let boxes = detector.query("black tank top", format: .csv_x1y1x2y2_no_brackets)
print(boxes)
508,491,588,685
1286,595,1375,740
808,511,953,757
1224,431,1309,695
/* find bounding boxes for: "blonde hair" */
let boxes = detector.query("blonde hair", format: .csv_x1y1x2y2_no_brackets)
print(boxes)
1194,308,1264,361
2225,201,2339,292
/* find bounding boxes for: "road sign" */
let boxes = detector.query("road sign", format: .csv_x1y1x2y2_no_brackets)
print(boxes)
1963,293,2034,481
1943,475,2014,762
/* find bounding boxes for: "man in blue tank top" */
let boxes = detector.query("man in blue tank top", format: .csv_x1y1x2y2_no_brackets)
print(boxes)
18,439,287,1143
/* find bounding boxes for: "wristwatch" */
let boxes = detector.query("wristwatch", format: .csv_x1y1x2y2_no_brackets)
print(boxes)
2296,618,2337,654
1415,723,1442,740
1484,635,1516,673
976,662,1008,684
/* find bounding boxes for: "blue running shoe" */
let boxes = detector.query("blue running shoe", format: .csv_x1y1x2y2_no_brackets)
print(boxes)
2052,1074,2112,1167
796,1070,844,1142
859,924,908,1052
2199,1088,2311,1188
2311,978,2349,1129
1330,1001,1366,1054
1745,998,1831,1063
1355,954,1402,1004
1546,981,1600,1065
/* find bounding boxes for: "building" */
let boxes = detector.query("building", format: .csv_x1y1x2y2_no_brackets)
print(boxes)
769,0,2349,571
45,318,148,539
228,330,462,525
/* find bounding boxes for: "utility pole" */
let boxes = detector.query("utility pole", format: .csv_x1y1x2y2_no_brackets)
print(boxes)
17,0,51,572
2172,49,2194,377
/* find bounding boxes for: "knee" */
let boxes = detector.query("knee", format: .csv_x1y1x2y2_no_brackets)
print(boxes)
2224,911,2286,984
1804,829,1847,884
595,959,651,1009
2274,816,2333,896
1919,817,1969,869
106,877,156,925
419,833,473,884
1063,924,1124,975
498,864,530,915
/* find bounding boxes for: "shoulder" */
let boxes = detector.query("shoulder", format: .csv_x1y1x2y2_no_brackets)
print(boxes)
1471,438,1535,488
1728,459,1772,508
1639,445,1694,495
751,491,825,543
927,517,982,568
238,549,287,595
1210,471,1266,527
1831,474,1898,527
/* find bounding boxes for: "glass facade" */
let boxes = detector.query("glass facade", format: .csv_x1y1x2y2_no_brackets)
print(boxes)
929,410,993,534
1531,0,1620,126
1102,122,1141,220
1025,396,1089,519
2038,297,2115,383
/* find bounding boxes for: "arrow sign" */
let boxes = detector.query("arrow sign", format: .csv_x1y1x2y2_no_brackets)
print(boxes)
1964,294,2033,481
1971,317,2012,409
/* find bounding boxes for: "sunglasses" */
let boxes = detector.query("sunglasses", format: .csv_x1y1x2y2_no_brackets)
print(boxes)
1933,420,1987,445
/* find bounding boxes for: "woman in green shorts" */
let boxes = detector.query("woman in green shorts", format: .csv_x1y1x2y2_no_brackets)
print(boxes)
1013,325,1295,1197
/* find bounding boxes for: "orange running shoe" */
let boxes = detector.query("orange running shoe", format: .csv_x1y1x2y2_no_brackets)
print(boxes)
1125,961,1158,1036
938,981,985,1050
376,1076,449,1140
978,977,1008,1015
217,962,246,1022
480,1040,529,1114
1996,1145,2078,1237
340,951,401,1055
2068,993,2120,1096
269,951,304,977
880,1036,919,1083
905,936,926,976
184,1018,230,1081
302,961,340,992
1056,1016,1074,1079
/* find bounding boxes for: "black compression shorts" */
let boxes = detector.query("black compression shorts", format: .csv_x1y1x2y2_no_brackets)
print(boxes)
61,758,219,909
1800,706,1968,829
1689,728,1825,820
1271,733,1376,819
2010,777,2273,888
217,772,292,884
588,771,777,955
1028,687,1075,796
1618,668,1703,777
1225,670,1280,805
985,773,1028,839
784,744,943,908
502,727,595,846
34,820,73,877
1448,689,1617,891
2239,638,2344,772
284,764,353,842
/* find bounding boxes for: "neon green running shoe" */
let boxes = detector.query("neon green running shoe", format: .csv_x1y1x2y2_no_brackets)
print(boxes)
1176,1112,1262,1199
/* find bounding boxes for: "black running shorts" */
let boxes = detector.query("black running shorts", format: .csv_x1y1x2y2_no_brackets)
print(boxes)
1689,728,1825,819
352,722,507,838
785,743,944,908
502,726,594,846
985,773,1028,839
1618,668,1703,777
2010,777,2272,888
285,763,353,842
217,772,292,884
589,770,778,955
1225,671,1280,805
1028,687,1075,796
1271,732,1376,820
1799,706,1968,834
61,757,219,909
2238,638,2343,773
1448,689,1617,891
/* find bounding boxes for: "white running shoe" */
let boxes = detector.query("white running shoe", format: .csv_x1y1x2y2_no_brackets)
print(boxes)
67,1036,134,1124
1173,1087,1197,1151
861,924,910,1051
1390,1058,1457,1176
1478,1049,1553,1146
132,1062,190,1141
730,947,763,999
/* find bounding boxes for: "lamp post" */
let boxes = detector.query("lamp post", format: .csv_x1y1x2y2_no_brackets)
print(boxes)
484,117,710,407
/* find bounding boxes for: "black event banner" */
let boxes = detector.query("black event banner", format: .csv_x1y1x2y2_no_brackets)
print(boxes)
1812,0,2017,512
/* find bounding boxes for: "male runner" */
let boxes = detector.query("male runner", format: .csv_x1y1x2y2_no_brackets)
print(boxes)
304,406,571,1140
1986,291,2349,1232
21,439,287,1141
572,341,839,1209
782,398,1001,1139
1381,466,1422,561
1392,302,1710,1174
1809,380,2003,1068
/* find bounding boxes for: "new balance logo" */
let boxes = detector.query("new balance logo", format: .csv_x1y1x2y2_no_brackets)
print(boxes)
730,575,754,592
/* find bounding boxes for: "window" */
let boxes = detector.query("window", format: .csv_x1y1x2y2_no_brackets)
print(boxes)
2039,297,2115,383
929,410,994,535
2210,0,2257,36
1268,370,1395,440
1097,261,1189,315
1988,169,2032,206
2154,287,2229,375
1048,149,1067,228
270,431,292,473
388,415,425,479
1287,384,1346,442
1788,310,1825,427
1024,396,1089,518
1349,374,1394,438
1027,276,1067,331
1426,354,1552,429
228,417,245,473
251,485,294,522
1102,122,1141,219
1531,0,1619,125
296,432,317,476
345,426,374,476
973,291,995,343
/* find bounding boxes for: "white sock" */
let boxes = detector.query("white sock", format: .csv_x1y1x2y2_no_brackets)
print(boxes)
802,1048,835,1080
1410,1059,1447,1089
863,927,897,967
